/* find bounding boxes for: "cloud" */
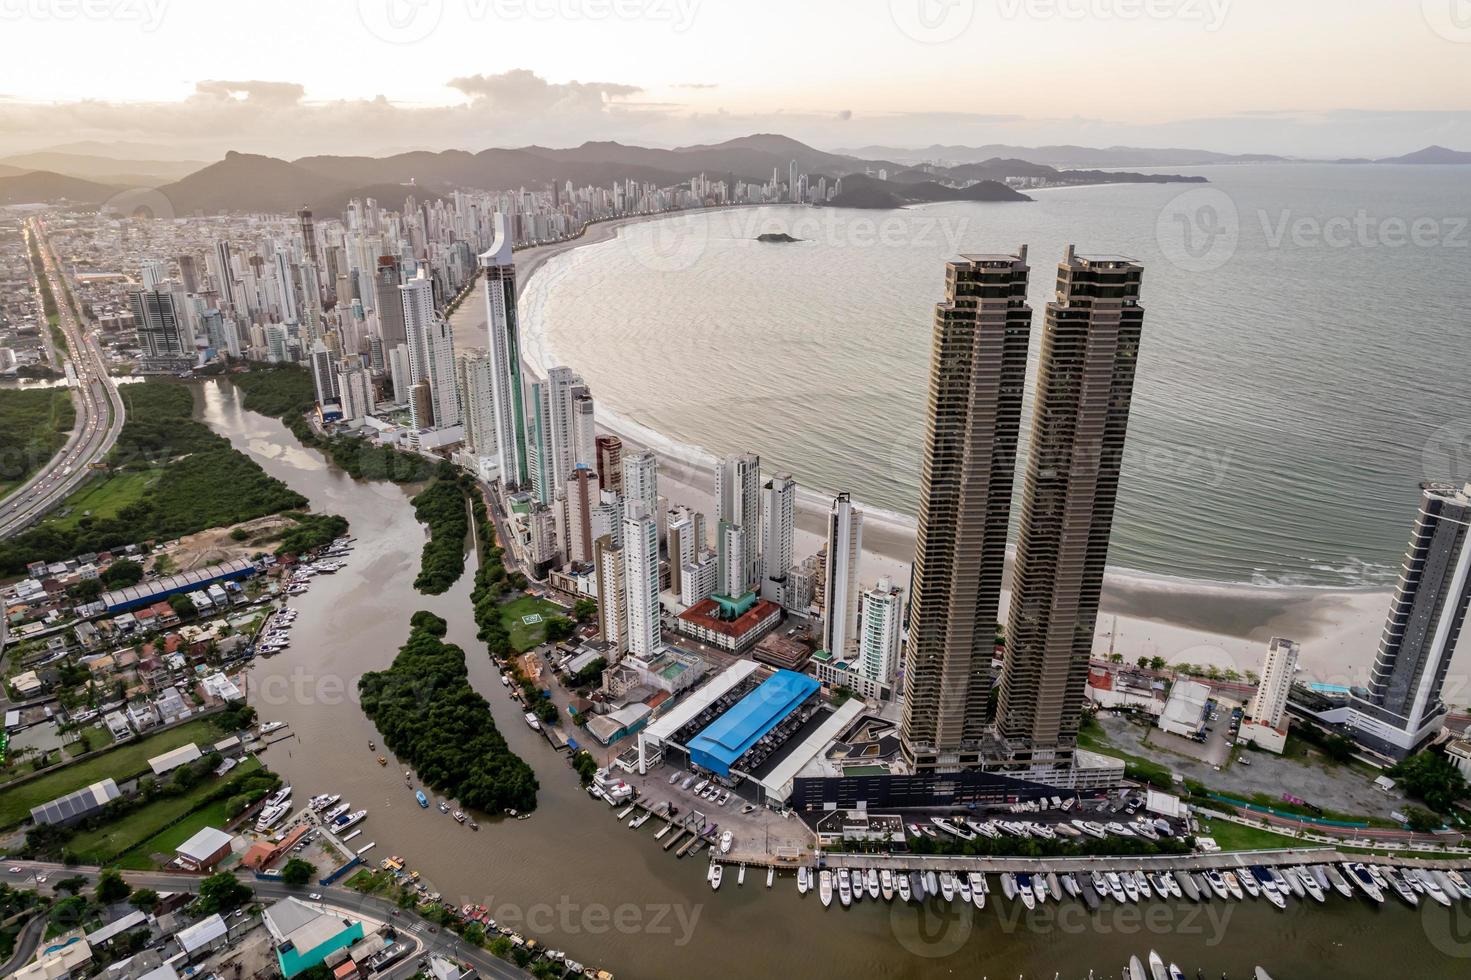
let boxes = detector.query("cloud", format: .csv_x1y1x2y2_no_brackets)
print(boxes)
192,80,306,105
673,83,719,90
447,70,641,112
837,110,852,121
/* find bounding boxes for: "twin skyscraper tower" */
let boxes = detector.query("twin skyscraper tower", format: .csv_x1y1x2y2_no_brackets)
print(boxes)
901,246,1145,777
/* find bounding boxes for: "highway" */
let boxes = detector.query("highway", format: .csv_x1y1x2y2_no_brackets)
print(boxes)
0,218,126,538
0,861,533,980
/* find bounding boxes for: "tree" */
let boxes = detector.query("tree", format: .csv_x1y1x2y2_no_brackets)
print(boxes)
1108,653,1124,664
281,858,316,887
69,578,103,602
1392,751,1470,814
490,936,513,958
572,750,598,785
195,872,252,915
1404,805,1442,832
100,559,144,588
572,598,598,623
129,888,160,912
96,869,132,904
1148,656,1167,671
1136,656,1148,668
542,616,576,643
168,593,196,618
55,875,88,895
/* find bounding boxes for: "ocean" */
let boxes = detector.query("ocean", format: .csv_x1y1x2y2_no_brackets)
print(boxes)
517,164,1471,590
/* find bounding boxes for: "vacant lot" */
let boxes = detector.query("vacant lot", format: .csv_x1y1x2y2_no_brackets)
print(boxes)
44,468,159,530
116,798,233,870
68,757,260,866
0,718,219,828
501,595,566,652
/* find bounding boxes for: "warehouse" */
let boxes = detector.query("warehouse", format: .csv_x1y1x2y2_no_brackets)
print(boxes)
98,559,256,613
31,778,122,826
687,670,821,777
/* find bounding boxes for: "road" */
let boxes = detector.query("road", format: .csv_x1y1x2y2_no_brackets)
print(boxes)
0,911,45,977
0,861,533,980
0,218,126,537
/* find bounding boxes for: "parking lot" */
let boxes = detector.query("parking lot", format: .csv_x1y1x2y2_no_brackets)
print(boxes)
1145,696,1241,767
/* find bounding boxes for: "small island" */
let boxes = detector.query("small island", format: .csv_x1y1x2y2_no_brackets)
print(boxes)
757,232,802,243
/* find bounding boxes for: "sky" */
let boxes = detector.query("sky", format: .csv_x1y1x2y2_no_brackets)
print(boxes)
1,0,1469,159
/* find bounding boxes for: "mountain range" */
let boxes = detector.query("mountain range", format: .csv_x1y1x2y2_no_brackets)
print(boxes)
0,137,1463,214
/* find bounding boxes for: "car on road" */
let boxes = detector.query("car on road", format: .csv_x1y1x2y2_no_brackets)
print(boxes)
7,866,20,873
309,893,322,900
36,875,47,883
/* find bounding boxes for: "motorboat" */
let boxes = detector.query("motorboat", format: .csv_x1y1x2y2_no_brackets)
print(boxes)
415,791,429,808
1148,951,1169,980
819,870,833,907
1015,874,1036,910
709,863,723,891
909,871,924,901
1382,868,1419,906
1296,867,1325,902
1445,869,1471,899
896,872,912,903
924,870,939,897
325,802,351,822
1177,871,1200,902
1033,874,1047,905
1415,869,1453,907
1344,863,1384,903
880,869,894,901
956,874,972,904
1121,873,1139,902
1237,869,1261,898
1062,872,1081,898
1222,872,1245,901
837,869,852,907
969,872,986,909
1133,870,1151,900
798,867,810,894
1433,868,1468,901
939,872,956,903
1128,955,1148,980
719,831,733,854
1323,864,1355,899
1001,872,1017,901
1204,870,1230,900
1047,872,1062,901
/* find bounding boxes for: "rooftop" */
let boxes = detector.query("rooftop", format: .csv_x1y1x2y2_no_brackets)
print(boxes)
687,669,820,776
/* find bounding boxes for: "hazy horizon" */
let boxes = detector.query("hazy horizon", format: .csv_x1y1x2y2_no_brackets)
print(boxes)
2,0,1470,160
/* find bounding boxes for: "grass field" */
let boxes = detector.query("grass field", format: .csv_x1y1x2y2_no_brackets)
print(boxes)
43,468,160,530
116,797,234,870
67,757,260,865
500,595,566,652
1196,817,1306,852
0,718,219,828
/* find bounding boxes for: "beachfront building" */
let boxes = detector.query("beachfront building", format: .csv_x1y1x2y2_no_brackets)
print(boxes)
1347,483,1471,758
623,501,662,659
821,493,864,658
714,452,761,595
595,534,627,656
623,449,659,525
402,269,459,430
479,212,528,487
760,474,796,606
1242,636,1299,753
994,248,1144,775
900,250,1033,771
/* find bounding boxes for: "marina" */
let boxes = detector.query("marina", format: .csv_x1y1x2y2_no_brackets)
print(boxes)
202,380,1471,979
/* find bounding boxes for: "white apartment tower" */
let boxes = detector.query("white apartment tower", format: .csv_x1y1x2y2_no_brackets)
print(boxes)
479,213,528,486
714,452,761,595
455,349,498,460
1250,636,1299,730
623,501,662,659
401,269,459,430
823,492,864,656
622,450,659,524
595,535,627,656
760,473,796,605
858,577,904,691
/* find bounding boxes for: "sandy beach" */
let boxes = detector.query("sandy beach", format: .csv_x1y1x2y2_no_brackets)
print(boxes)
450,208,1402,693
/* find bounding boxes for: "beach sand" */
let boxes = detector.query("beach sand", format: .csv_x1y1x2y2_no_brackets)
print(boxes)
450,209,1401,692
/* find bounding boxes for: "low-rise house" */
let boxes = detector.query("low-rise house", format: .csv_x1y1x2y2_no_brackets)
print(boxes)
174,826,234,871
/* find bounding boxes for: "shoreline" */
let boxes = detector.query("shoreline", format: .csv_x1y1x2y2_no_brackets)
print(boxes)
449,206,1399,689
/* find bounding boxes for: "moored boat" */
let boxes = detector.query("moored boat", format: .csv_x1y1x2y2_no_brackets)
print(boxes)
880,869,894,901
837,869,852,907
797,867,810,894
819,869,832,907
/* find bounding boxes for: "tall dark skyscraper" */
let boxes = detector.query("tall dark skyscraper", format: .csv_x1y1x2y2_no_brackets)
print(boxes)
297,206,319,266
1347,483,1471,758
900,250,1033,771
374,255,406,350
996,247,1145,770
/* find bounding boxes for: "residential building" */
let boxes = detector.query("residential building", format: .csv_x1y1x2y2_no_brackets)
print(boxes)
623,501,662,659
479,214,528,486
667,507,697,598
822,492,863,657
595,535,626,656
996,247,1144,772
900,249,1032,771
714,452,761,594
456,348,498,458
596,434,623,493
1347,483,1471,757
760,473,796,606
622,449,659,524
563,465,598,566
401,269,459,429
858,577,904,694
680,552,718,608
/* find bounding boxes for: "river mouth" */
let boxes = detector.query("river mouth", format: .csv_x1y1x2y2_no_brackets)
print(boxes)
193,376,1469,980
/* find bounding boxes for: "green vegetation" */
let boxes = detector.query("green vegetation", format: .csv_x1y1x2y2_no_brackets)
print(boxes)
1194,817,1305,852
359,611,538,814
411,467,470,594
837,830,1194,860
0,388,76,495
498,596,567,653
273,512,350,557
95,869,131,904
0,382,317,575
470,495,517,656
1391,750,1469,814
0,718,224,826
572,598,598,623
128,888,159,912
281,857,316,886
194,872,252,915
118,798,231,870
232,365,436,482
571,751,598,785
59,757,270,865
1077,715,1176,790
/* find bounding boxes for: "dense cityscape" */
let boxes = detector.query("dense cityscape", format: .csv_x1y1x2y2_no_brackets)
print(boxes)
2,5,1471,980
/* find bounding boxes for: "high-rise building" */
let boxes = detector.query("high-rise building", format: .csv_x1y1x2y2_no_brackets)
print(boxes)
623,501,662,660
373,255,406,349
572,385,596,471
337,365,374,423
177,254,198,294
455,349,498,458
996,247,1145,771
297,206,319,266
563,465,599,566
141,259,168,291
479,213,528,487
596,435,623,493
1249,636,1299,731
901,250,1033,770
128,288,189,367
595,534,627,655
667,507,697,598
714,452,761,595
401,269,458,430
822,493,864,657
858,577,905,695
211,241,236,310
532,367,588,502
680,553,718,608
1347,483,1471,757
622,450,658,524
309,340,339,406
760,474,796,605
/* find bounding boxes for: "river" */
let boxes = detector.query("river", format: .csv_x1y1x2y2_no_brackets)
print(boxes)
196,379,1471,979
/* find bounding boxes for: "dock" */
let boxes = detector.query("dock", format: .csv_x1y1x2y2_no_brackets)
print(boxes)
664,829,690,852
